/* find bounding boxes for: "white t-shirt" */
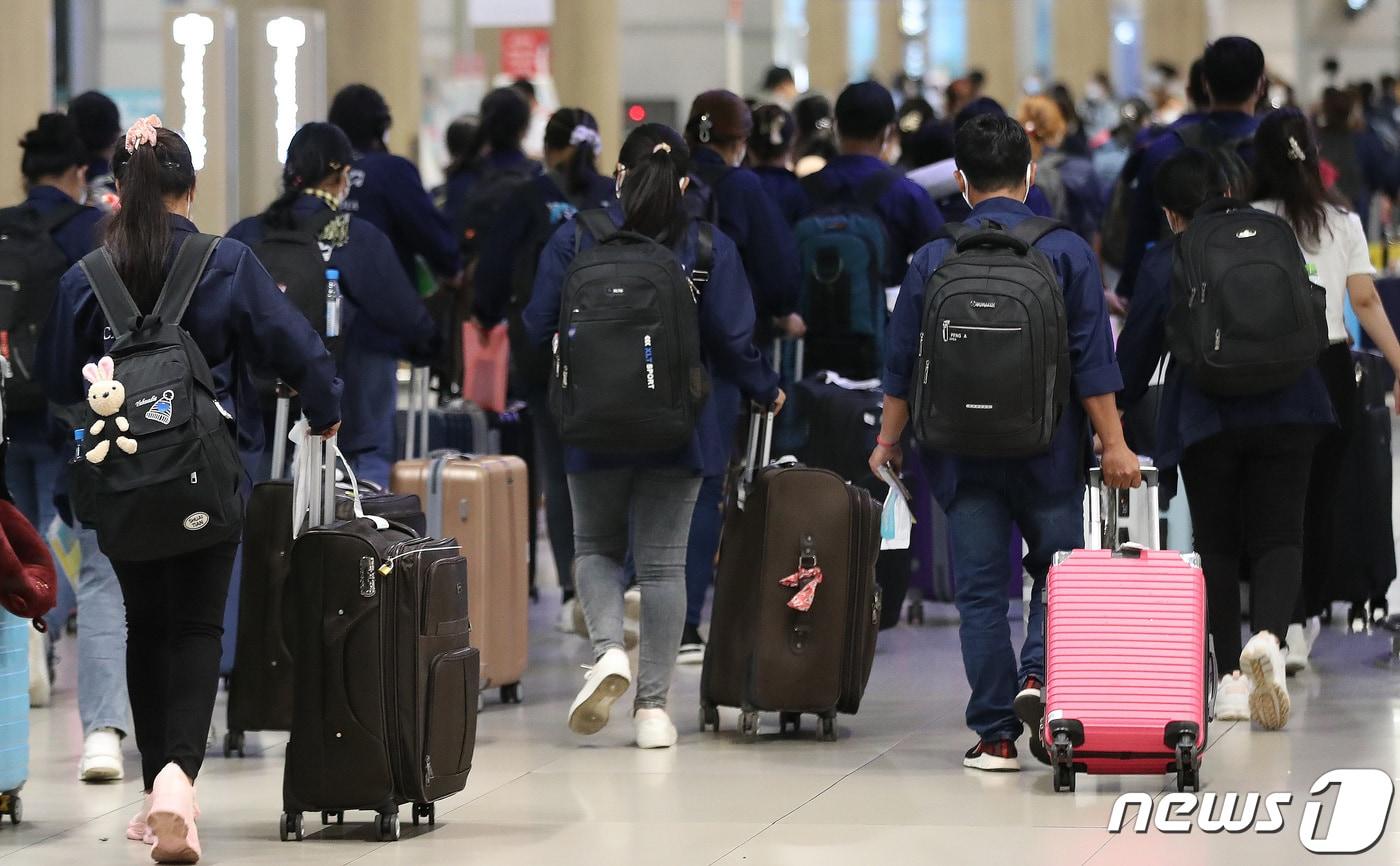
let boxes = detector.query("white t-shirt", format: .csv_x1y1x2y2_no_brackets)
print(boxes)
1253,199,1375,343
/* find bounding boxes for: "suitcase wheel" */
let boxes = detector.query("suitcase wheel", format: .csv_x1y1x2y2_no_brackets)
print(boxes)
1052,762,1076,793
907,601,925,626
376,812,401,842
1050,734,1076,793
1174,737,1201,793
500,682,523,704
699,702,720,733
320,811,344,826
817,715,837,743
739,710,761,741
223,730,246,759
279,811,304,842
1,793,20,825
779,712,802,735
412,803,436,826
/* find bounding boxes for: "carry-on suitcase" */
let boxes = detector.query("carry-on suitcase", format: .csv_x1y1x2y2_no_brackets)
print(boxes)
1041,466,1213,793
0,612,26,825
281,433,477,843
700,410,882,741
391,370,529,704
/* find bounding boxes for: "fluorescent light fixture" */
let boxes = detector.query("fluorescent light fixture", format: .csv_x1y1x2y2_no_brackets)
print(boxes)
172,13,214,170
1113,20,1137,46
266,16,307,164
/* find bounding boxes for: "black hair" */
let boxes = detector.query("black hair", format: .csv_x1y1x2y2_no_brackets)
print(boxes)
1320,87,1357,130
616,124,690,242
66,90,120,158
953,113,1032,192
835,81,896,141
1252,108,1345,246
19,113,88,184
748,104,796,165
543,107,601,195
763,66,795,92
794,94,836,160
466,88,531,166
106,127,197,313
1154,148,1229,219
901,120,955,169
444,117,479,179
1186,59,1209,110
1203,36,1266,106
262,122,354,230
1048,83,1081,131
328,84,391,151
953,96,1006,131
511,78,537,103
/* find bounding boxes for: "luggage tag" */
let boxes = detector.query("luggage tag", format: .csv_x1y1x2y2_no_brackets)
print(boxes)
780,534,825,612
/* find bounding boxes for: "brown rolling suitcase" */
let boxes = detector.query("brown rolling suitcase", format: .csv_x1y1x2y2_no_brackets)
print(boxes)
391,369,530,704
700,410,883,742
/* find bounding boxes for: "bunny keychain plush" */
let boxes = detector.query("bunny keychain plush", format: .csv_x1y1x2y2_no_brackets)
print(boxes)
82,356,138,463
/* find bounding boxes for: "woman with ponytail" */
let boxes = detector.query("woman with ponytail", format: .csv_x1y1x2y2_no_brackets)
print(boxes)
523,124,782,750
747,104,806,225
229,122,438,484
39,118,342,864
439,86,540,244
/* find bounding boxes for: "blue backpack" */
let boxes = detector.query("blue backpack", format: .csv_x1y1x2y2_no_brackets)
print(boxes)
795,171,896,380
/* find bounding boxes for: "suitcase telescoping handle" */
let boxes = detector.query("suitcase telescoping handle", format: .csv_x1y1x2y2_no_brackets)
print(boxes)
267,380,296,481
737,407,776,509
293,428,379,537
1088,463,1160,552
404,367,432,461
770,336,805,381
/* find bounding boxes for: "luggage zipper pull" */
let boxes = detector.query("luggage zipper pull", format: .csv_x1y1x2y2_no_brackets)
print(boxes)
359,556,378,598
921,360,930,385
1213,329,1221,352
424,755,434,783
190,471,198,484
941,319,950,342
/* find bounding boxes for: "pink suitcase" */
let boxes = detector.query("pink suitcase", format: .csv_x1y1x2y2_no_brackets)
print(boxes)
1042,466,1214,793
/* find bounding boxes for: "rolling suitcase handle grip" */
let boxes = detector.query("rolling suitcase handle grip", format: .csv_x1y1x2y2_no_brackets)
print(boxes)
268,381,295,481
1088,462,1160,552
738,407,776,508
405,367,432,461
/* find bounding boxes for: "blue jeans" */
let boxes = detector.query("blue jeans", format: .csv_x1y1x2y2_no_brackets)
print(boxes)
75,520,130,736
6,425,71,634
946,469,1084,742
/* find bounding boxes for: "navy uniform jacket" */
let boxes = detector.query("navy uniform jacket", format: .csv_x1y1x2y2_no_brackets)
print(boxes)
1115,241,1335,467
473,168,615,325
1120,111,1261,299
936,184,1055,225
752,165,808,226
884,197,1122,509
806,153,946,285
343,150,460,281
691,148,801,320
38,213,343,458
523,212,780,476
227,196,438,456
439,148,540,241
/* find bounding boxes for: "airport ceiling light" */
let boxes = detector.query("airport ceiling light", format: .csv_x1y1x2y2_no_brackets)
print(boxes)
172,12,214,170
267,16,307,164
1113,20,1137,46
902,0,928,36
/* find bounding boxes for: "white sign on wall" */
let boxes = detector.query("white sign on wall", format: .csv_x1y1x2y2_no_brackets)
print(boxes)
468,0,554,28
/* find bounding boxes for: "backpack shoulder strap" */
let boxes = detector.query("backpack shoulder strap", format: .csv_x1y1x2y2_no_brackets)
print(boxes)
942,222,974,242
154,233,220,326
78,249,140,337
692,223,714,291
576,209,617,245
1008,216,1067,248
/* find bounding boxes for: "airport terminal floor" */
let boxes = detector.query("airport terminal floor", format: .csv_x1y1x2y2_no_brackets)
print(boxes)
6,479,1400,866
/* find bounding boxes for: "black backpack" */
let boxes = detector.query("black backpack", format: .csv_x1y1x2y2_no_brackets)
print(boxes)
455,162,539,261
70,235,244,561
549,210,712,452
0,202,85,412
1167,198,1328,396
912,218,1070,457
251,209,343,345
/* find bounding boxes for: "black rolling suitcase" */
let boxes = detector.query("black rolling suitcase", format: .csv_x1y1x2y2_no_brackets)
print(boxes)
700,410,882,741
281,433,478,843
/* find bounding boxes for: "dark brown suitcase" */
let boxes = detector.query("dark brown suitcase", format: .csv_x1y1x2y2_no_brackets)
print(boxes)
700,411,882,742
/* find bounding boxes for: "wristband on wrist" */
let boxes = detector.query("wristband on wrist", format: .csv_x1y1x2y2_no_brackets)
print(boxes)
876,436,898,448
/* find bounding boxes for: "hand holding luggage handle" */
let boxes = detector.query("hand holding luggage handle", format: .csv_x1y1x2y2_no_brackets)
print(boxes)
1087,463,1160,552
290,424,382,538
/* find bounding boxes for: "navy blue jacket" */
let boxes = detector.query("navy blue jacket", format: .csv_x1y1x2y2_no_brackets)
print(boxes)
752,165,808,226
343,150,460,280
523,212,780,476
691,147,801,320
936,184,1055,225
38,214,343,457
227,196,438,456
1120,111,1261,299
439,149,540,242
473,168,615,325
1115,241,1335,467
807,154,946,285
885,197,1122,509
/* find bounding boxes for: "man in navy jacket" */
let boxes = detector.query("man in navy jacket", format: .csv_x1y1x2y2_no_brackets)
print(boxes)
869,114,1140,772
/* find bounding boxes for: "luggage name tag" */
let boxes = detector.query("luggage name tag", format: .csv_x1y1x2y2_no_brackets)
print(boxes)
779,535,824,612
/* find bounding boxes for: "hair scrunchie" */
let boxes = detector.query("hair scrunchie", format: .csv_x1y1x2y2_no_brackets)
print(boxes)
569,125,602,153
124,115,162,154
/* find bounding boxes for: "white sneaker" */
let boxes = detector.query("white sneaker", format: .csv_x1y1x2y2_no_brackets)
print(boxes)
558,598,582,635
634,707,678,749
567,648,632,735
79,728,124,782
27,627,50,708
1240,631,1290,730
1284,623,1309,674
1305,615,1322,649
623,587,641,650
1215,672,1250,721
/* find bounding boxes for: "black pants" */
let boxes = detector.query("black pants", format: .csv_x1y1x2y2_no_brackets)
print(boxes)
112,541,238,791
1298,343,1358,620
1180,424,1323,671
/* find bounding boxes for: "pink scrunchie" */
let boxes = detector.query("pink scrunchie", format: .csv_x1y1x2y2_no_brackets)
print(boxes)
124,115,162,154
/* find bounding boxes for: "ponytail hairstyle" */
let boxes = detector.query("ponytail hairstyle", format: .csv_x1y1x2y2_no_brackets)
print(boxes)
106,120,196,313
616,123,690,242
747,104,796,166
443,117,480,179
19,113,88,185
263,122,354,230
543,107,602,196
465,87,532,167
1252,108,1345,247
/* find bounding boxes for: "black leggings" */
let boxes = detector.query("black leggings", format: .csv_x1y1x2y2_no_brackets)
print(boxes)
112,541,237,791
1180,425,1323,671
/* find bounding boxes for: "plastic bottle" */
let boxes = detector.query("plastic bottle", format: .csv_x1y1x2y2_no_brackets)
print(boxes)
325,268,342,339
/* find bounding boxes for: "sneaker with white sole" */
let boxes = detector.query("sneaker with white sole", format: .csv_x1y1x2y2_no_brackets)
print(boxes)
963,738,1019,772
1215,671,1250,721
634,707,678,749
1240,631,1290,730
558,597,582,635
1284,623,1309,675
567,647,632,735
27,627,50,708
676,623,705,666
79,728,124,782
1012,676,1049,766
